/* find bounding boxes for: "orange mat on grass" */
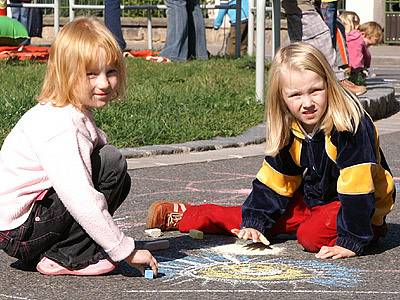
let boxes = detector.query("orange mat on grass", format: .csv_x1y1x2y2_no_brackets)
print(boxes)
123,49,160,58
0,45,50,61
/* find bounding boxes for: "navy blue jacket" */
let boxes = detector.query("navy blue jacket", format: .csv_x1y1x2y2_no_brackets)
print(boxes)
242,115,395,255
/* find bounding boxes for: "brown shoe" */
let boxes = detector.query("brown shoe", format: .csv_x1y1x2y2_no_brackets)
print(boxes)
340,79,367,96
146,200,187,231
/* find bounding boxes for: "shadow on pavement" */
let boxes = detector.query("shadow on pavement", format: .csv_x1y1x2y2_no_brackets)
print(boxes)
364,222,400,255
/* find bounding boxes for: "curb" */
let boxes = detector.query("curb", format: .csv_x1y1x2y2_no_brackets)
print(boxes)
120,81,399,159
120,124,266,159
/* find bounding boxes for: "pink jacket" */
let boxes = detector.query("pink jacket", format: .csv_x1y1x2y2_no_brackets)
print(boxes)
0,103,135,262
346,30,371,69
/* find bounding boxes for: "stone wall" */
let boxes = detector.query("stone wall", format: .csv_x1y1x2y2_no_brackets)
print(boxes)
37,16,290,50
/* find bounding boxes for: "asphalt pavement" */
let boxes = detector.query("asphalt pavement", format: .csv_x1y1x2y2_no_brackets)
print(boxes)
1,127,399,300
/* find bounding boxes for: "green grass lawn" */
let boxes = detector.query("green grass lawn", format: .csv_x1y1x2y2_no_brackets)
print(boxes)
0,57,266,148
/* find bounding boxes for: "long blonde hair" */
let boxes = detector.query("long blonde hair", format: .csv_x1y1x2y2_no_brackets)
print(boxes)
339,11,360,33
37,17,126,111
265,42,364,156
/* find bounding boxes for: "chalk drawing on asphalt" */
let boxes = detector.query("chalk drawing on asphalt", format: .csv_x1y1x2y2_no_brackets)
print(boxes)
211,241,284,256
157,254,360,288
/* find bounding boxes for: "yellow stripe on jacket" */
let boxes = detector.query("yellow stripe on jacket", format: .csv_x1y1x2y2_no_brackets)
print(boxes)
338,163,395,226
256,160,302,197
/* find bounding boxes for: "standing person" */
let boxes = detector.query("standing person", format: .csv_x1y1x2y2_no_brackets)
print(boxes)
0,17,158,276
105,0,127,50
10,0,31,45
213,0,249,56
160,0,208,61
319,0,338,48
318,0,348,71
147,42,395,259
282,0,366,96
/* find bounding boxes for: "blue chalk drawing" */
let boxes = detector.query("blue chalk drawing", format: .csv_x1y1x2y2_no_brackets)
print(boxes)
156,253,360,288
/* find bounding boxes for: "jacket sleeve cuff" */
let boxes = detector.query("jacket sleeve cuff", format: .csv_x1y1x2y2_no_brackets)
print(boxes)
335,236,365,255
105,236,135,262
241,217,271,236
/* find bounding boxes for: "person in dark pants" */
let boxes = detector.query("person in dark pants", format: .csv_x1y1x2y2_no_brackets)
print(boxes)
105,0,127,50
213,0,249,56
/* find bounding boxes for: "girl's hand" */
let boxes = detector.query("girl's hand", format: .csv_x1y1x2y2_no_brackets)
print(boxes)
125,249,158,276
231,228,270,245
315,245,356,259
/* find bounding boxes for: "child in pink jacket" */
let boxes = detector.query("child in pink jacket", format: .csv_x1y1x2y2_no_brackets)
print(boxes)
340,12,383,70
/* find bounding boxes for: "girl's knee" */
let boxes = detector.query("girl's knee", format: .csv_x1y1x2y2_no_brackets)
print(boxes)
296,225,322,253
97,145,127,172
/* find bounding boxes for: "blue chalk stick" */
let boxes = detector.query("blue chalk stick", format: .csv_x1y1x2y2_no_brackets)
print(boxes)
144,269,154,279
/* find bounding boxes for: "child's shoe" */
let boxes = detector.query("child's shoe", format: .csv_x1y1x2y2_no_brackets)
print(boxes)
339,79,367,96
146,200,187,231
36,257,116,276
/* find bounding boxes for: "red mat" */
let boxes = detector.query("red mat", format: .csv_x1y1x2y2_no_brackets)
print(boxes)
0,45,49,62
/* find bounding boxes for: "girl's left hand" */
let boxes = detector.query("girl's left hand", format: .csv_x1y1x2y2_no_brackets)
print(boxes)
315,245,356,259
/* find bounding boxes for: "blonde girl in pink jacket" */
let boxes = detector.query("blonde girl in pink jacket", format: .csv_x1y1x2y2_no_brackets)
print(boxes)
0,17,158,277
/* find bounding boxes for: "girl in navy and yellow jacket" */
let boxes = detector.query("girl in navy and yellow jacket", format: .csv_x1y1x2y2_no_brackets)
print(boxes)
146,42,395,259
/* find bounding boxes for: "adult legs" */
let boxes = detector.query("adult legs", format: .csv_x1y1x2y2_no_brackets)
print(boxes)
10,1,30,45
160,0,189,61
320,0,337,49
226,22,248,57
187,0,208,59
105,0,127,50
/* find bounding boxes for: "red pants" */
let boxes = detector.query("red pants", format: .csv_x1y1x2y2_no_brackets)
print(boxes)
178,195,340,253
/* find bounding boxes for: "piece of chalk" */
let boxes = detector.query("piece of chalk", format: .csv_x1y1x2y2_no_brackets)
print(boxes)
144,269,154,280
143,239,170,251
144,228,162,238
189,229,204,240
259,234,270,246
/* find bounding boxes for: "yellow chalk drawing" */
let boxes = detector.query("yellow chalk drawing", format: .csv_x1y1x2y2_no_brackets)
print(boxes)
193,262,315,282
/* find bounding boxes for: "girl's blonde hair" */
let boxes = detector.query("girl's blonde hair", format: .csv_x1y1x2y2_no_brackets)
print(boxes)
37,17,126,111
339,11,360,33
359,21,383,44
265,42,364,156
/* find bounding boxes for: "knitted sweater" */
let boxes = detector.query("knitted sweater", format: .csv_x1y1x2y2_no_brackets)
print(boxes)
0,103,135,262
